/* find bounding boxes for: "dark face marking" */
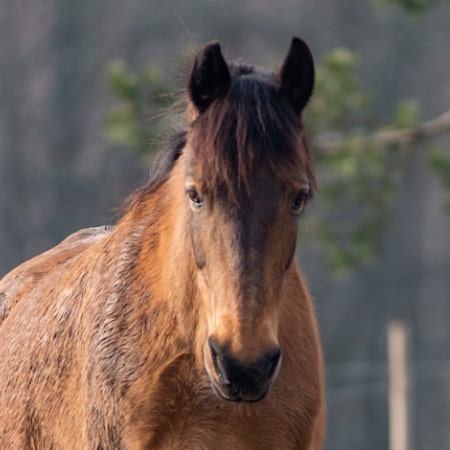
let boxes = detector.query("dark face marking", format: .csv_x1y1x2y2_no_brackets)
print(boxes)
184,37,316,402
185,155,307,303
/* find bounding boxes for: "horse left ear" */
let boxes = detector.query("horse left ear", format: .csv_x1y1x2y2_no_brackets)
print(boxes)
189,42,231,114
277,37,315,115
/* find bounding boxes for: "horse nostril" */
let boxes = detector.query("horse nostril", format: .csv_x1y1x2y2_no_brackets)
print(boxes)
208,337,217,358
208,337,229,383
208,336,221,363
265,348,282,380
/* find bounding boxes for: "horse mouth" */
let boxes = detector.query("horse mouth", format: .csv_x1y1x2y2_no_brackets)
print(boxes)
210,380,270,403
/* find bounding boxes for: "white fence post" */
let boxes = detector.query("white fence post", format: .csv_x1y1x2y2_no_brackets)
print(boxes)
388,320,410,450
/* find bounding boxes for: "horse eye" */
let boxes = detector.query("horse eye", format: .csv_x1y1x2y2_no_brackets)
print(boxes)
187,188,203,209
292,191,309,214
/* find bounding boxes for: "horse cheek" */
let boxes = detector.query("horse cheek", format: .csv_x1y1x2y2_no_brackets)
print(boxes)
189,213,206,270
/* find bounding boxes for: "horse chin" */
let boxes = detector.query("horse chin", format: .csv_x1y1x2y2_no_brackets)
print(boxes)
210,381,270,403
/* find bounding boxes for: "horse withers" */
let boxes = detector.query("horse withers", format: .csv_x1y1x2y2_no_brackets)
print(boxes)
0,37,325,449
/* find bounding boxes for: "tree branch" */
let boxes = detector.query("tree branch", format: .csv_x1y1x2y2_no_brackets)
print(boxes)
313,110,450,154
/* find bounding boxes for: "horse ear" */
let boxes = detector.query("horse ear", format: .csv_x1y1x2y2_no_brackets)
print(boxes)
188,42,231,114
277,37,315,115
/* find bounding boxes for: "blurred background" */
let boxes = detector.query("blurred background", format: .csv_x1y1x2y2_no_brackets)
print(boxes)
1,0,449,448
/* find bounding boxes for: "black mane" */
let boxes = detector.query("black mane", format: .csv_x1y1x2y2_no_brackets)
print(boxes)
122,130,186,210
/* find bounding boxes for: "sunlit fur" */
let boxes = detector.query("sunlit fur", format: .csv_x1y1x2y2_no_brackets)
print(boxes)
0,41,325,449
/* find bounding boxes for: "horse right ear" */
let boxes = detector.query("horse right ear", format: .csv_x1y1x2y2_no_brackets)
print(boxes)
277,37,315,115
188,42,231,114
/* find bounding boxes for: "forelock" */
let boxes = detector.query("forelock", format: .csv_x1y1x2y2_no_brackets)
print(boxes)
187,67,315,195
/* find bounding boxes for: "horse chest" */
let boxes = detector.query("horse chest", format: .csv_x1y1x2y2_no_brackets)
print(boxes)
146,408,297,450
139,383,301,450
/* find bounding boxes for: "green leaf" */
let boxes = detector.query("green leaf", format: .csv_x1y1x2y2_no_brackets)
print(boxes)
427,146,450,189
395,100,419,128
106,60,138,101
104,108,141,148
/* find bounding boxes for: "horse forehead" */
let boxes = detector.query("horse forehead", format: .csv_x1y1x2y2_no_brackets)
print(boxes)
220,167,285,217
186,148,288,188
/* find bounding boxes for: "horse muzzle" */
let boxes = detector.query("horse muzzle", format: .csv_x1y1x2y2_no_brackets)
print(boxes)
205,337,282,403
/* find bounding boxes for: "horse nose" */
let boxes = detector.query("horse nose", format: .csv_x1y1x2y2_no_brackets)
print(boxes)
208,337,282,402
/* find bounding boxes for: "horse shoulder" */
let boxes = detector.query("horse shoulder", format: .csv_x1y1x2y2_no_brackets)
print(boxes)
0,226,114,448
0,225,113,326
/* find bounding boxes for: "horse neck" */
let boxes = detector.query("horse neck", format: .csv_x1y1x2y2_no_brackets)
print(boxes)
118,170,200,345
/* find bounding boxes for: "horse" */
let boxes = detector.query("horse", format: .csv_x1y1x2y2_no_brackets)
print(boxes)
0,37,325,449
